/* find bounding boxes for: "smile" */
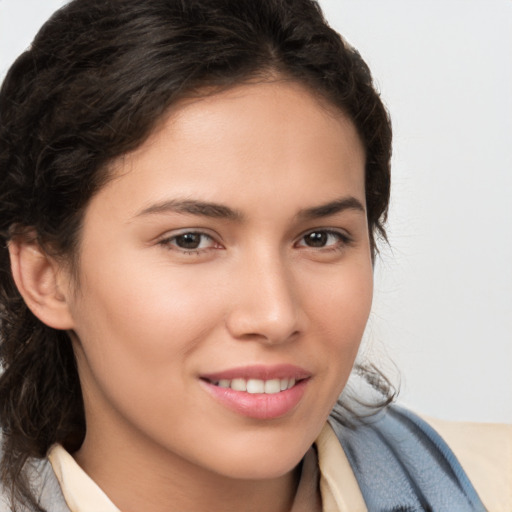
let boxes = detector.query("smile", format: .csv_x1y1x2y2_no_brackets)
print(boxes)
200,365,310,419
208,377,297,394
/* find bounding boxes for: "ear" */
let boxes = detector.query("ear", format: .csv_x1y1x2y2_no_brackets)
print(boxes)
8,236,75,330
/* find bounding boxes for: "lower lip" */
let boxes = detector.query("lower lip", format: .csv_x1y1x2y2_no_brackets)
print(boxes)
201,379,309,420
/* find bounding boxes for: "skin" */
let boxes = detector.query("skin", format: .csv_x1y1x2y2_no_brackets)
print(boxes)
50,81,372,511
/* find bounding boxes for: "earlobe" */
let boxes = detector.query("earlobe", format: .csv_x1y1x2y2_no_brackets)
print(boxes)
8,236,75,330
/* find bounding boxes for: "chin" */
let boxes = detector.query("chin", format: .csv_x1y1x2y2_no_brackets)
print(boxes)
204,436,310,481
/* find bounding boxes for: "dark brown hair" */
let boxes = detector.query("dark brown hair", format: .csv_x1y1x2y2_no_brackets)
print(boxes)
0,0,392,509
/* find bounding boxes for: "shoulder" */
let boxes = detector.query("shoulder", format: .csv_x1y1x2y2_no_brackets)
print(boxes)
424,414,512,512
0,450,70,512
328,404,510,511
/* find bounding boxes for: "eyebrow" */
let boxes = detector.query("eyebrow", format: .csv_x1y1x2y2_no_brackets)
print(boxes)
296,197,365,220
136,199,243,220
135,196,365,221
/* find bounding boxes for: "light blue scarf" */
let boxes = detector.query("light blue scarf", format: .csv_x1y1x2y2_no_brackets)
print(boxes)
330,405,486,511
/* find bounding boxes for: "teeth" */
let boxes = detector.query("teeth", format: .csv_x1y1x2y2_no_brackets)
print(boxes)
231,378,247,392
247,379,265,393
264,379,281,394
212,377,297,394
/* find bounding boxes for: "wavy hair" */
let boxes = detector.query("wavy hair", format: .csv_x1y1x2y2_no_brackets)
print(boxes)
0,0,392,509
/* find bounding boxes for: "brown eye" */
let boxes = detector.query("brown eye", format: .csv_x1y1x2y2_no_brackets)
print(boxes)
160,231,218,253
296,230,351,251
304,231,328,247
175,233,203,249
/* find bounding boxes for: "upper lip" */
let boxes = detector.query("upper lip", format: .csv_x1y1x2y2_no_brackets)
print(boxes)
200,364,311,382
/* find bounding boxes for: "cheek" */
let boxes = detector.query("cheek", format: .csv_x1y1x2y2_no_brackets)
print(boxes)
73,256,224,357
303,261,373,385
69,268,219,442
304,259,373,338
68,260,227,423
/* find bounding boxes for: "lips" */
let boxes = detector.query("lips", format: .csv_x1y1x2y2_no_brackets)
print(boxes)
200,364,311,419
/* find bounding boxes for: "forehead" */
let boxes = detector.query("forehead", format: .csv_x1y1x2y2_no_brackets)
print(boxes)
92,81,366,222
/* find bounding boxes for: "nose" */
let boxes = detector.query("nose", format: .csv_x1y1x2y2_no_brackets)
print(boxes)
225,251,302,345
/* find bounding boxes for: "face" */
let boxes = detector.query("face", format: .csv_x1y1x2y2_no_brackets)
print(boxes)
64,81,372,481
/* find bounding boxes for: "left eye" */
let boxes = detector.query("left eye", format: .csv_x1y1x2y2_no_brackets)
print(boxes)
297,230,348,248
163,232,216,251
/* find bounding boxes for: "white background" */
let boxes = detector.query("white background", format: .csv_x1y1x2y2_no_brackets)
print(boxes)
1,0,511,423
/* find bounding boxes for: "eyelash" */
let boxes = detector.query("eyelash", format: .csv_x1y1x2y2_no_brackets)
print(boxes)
158,231,219,255
295,229,353,252
157,229,353,256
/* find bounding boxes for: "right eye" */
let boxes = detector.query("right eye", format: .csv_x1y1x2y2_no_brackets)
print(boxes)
158,231,219,254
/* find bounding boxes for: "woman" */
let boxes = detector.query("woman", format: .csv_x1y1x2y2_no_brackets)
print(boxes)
0,1,509,511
